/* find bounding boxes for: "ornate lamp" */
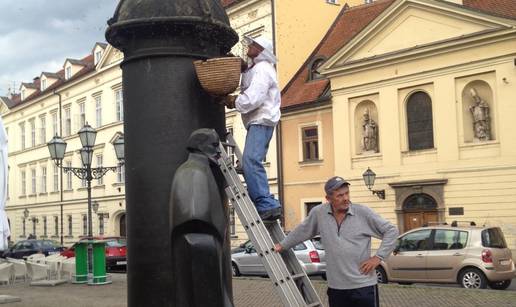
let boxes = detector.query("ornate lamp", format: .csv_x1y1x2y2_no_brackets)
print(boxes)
78,123,97,148
362,167,385,200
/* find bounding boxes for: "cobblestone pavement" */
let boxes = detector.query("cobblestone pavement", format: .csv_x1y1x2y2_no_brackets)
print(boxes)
2,274,516,306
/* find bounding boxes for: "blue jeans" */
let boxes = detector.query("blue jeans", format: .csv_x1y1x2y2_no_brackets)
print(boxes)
242,125,281,213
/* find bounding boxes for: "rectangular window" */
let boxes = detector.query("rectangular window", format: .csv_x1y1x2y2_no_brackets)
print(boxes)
54,216,59,236
31,168,36,194
99,214,105,235
64,107,71,136
117,164,125,183
82,215,87,236
95,96,102,127
32,218,37,237
305,202,322,216
43,216,47,237
79,102,86,128
67,215,72,236
65,66,72,80
302,126,319,161
115,89,123,121
29,119,36,147
39,115,46,144
53,165,59,192
20,122,25,150
21,170,26,195
41,166,47,193
66,161,72,190
41,79,47,91
97,155,103,185
51,112,58,137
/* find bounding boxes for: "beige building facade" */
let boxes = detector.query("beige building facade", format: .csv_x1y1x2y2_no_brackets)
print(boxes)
1,44,127,245
281,0,516,252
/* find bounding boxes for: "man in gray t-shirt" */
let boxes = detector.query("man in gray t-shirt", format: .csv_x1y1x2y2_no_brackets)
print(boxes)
275,176,398,307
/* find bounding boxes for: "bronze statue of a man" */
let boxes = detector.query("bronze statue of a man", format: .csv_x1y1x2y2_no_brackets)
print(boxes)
169,129,233,307
469,88,490,142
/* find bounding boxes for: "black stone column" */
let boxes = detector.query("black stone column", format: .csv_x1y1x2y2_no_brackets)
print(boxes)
106,1,238,306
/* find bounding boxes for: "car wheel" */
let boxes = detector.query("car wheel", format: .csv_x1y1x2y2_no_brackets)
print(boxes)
459,268,487,289
376,267,388,284
489,279,511,290
232,263,241,277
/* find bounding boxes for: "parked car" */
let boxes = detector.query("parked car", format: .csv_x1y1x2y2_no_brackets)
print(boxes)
375,222,515,290
231,238,326,278
2,239,65,259
61,236,127,271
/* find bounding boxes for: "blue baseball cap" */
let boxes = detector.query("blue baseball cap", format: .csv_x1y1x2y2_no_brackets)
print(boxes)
324,176,350,195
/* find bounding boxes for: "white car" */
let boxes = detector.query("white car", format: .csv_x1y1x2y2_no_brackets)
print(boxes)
231,238,326,278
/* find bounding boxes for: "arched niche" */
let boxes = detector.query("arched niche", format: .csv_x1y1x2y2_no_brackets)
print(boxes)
354,100,379,155
461,80,495,143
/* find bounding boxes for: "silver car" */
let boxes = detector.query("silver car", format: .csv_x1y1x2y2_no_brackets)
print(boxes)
231,238,326,277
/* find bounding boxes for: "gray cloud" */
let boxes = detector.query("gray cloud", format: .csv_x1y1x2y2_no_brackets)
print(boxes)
0,0,118,95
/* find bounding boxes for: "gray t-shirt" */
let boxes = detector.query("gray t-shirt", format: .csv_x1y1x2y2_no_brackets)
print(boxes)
280,203,398,290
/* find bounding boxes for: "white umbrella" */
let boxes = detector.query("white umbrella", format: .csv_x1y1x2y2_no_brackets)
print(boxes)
0,115,9,251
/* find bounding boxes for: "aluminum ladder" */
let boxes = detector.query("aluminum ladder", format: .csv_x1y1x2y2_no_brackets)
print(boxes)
218,132,323,307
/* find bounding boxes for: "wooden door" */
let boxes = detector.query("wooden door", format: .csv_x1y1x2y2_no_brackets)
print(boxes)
404,211,438,231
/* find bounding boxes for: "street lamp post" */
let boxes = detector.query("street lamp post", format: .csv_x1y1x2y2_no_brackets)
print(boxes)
47,124,124,270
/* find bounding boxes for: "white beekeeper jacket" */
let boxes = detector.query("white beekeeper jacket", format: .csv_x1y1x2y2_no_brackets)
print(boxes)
235,37,281,129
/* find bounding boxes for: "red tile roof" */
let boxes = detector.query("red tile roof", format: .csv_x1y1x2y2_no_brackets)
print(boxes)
281,0,516,110
463,0,516,20
3,54,95,109
282,0,395,109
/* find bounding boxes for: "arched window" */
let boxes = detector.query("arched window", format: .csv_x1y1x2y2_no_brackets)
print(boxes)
407,91,434,150
309,58,325,80
403,193,437,211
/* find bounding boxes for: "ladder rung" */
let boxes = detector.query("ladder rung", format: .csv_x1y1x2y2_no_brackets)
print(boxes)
306,303,322,307
291,273,305,280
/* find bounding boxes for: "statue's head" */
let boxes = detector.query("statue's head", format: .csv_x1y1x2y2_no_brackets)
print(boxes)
470,88,481,103
363,108,370,120
186,128,221,163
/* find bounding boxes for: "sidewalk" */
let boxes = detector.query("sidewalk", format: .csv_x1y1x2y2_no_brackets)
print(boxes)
2,274,516,306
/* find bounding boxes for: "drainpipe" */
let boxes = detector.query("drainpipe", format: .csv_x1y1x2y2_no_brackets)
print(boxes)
270,0,285,227
52,89,63,246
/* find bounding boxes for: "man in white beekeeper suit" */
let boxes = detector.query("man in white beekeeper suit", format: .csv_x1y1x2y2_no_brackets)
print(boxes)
224,36,282,221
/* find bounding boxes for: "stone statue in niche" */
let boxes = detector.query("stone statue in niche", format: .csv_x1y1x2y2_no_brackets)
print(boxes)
469,88,491,142
361,108,378,153
169,129,233,307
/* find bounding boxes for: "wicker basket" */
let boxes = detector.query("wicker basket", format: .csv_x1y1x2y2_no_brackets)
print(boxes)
194,57,241,96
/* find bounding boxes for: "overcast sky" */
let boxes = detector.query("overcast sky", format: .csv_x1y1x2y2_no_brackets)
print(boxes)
0,0,119,96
